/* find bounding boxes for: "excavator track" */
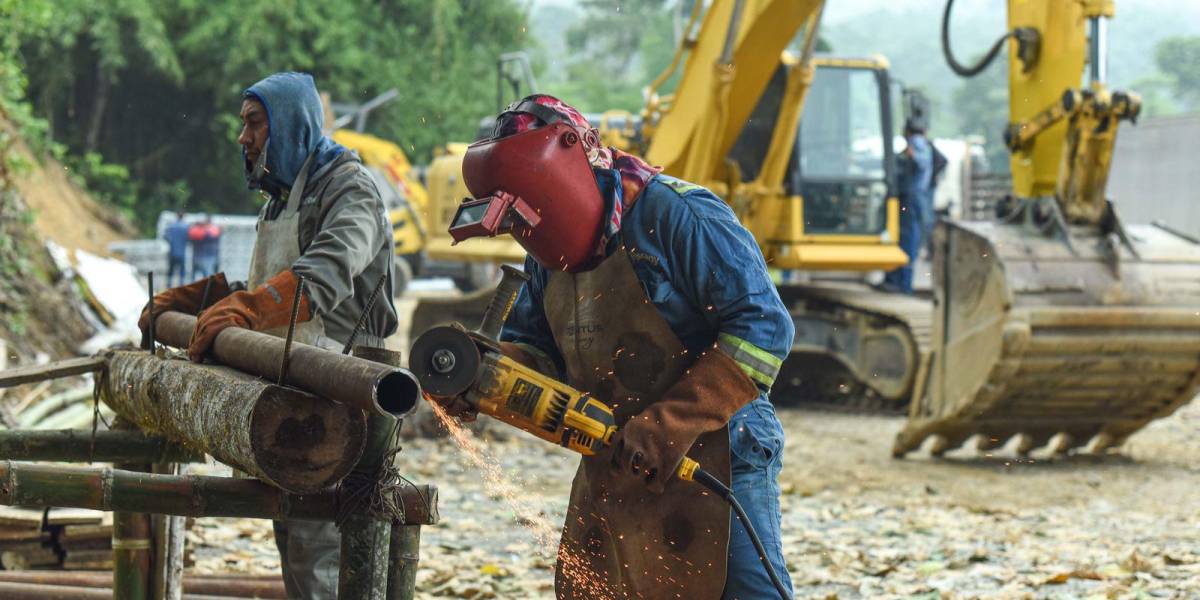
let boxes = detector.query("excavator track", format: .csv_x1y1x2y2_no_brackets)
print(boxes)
771,282,932,414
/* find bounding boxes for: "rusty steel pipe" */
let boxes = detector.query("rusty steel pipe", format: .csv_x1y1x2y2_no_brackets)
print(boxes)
154,311,419,417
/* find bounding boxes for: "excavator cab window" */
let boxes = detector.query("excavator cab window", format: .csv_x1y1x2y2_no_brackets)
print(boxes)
790,65,895,236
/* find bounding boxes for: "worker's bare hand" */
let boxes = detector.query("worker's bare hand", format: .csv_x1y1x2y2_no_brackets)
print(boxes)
423,392,478,423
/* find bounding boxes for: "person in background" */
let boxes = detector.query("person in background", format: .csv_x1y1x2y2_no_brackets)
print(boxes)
882,117,933,294
163,210,190,286
188,214,221,280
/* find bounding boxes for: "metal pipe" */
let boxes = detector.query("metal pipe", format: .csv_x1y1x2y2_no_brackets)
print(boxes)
0,429,200,463
154,311,419,418
1089,17,1108,85
0,461,439,525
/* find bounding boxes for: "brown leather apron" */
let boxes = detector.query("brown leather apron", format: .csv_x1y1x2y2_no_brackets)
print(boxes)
543,248,732,600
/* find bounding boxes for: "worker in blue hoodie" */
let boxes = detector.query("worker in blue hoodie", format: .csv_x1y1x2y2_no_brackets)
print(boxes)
139,72,398,599
431,95,795,600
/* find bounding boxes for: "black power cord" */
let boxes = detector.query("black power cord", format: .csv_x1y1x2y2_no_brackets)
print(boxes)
693,468,792,600
941,0,1039,77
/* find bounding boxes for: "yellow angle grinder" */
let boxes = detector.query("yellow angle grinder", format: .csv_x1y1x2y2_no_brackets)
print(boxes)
409,265,790,600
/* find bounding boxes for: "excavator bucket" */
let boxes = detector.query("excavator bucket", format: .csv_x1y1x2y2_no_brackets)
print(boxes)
895,217,1200,457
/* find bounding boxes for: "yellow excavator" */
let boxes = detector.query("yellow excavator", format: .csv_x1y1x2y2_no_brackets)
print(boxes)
893,0,1200,456
414,1,931,412
418,0,1200,455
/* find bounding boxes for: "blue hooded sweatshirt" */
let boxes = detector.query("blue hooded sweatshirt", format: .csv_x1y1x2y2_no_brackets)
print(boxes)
243,72,345,195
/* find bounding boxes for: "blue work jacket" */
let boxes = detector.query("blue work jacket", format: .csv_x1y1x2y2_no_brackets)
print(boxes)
501,171,795,395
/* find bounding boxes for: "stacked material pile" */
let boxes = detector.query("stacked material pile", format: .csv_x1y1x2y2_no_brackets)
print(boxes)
0,508,111,571
0,507,53,570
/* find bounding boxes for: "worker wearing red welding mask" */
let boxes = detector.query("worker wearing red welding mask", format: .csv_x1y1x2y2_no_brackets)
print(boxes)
432,95,795,600
138,72,397,599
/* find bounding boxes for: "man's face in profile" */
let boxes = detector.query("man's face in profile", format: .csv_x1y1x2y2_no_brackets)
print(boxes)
238,98,269,174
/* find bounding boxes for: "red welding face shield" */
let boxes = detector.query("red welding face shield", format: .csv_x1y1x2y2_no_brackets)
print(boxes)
454,122,605,273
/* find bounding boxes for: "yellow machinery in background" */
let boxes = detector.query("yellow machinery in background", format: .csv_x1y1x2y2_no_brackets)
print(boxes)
416,1,933,411
632,0,936,411
892,0,1200,456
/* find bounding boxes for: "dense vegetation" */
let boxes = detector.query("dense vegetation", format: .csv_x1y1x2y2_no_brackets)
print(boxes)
2,0,527,231
1,0,1198,230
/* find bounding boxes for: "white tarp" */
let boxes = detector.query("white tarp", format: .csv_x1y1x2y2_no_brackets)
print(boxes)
74,249,146,353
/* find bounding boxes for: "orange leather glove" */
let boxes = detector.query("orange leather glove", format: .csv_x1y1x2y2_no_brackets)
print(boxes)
138,273,232,339
424,341,539,422
610,348,758,494
187,270,311,362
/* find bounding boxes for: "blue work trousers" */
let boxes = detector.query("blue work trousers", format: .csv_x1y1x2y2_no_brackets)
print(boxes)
883,199,923,294
723,397,793,599
191,257,218,282
167,256,187,287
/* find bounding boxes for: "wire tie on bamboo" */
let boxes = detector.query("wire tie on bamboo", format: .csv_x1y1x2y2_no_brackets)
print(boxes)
334,419,432,528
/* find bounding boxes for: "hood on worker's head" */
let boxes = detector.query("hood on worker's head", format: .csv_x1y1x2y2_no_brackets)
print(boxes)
243,72,345,193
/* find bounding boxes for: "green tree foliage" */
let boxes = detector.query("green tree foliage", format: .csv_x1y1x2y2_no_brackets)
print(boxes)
1154,36,1200,112
5,0,527,231
545,0,678,113
950,55,1009,172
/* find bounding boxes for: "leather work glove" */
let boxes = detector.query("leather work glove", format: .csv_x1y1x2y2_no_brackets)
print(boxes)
424,341,544,422
610,348,758,494
187,270,311,362
138,273,233,341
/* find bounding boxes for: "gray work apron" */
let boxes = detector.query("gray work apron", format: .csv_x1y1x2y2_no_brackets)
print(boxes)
250,153,340,599
247,153,332,347
544,248,732,600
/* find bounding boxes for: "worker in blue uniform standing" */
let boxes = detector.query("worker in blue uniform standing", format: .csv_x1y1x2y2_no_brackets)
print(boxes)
883,117,934,294
432,95,795,600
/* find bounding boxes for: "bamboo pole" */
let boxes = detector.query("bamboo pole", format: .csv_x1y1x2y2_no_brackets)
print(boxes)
387,525,421,600
339,346,404,600
0,581,241,600
0,357,105,388
101,350,367,494
0,571,286,597
113,458,152,600
0,430,200,463
0,462,439,525
156,463,187,600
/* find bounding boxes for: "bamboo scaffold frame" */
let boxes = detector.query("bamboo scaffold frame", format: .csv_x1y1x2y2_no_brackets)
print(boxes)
0,329,436,600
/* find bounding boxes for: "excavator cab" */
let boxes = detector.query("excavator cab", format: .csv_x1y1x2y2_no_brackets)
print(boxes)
790,58,896,239
727,55,907,272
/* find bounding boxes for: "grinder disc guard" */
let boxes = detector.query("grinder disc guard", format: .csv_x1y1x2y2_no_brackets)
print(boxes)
410,326,482,398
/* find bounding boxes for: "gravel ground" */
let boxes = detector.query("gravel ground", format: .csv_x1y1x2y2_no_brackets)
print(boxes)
188,398,1200,599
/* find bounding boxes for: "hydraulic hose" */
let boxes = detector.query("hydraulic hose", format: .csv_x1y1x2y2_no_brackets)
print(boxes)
693,468,792,600
941,0,1010,77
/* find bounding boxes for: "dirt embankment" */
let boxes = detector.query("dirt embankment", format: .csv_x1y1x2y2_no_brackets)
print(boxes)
2,119,133,258
0,118,132,359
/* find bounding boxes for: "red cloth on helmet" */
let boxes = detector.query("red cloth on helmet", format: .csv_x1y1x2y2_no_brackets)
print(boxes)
495,94,661,210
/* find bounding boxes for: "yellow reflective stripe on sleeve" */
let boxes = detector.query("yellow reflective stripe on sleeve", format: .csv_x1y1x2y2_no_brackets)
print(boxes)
717,333,783,388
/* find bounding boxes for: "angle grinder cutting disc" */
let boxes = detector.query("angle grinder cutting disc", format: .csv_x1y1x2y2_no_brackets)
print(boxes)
409,325,482,398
